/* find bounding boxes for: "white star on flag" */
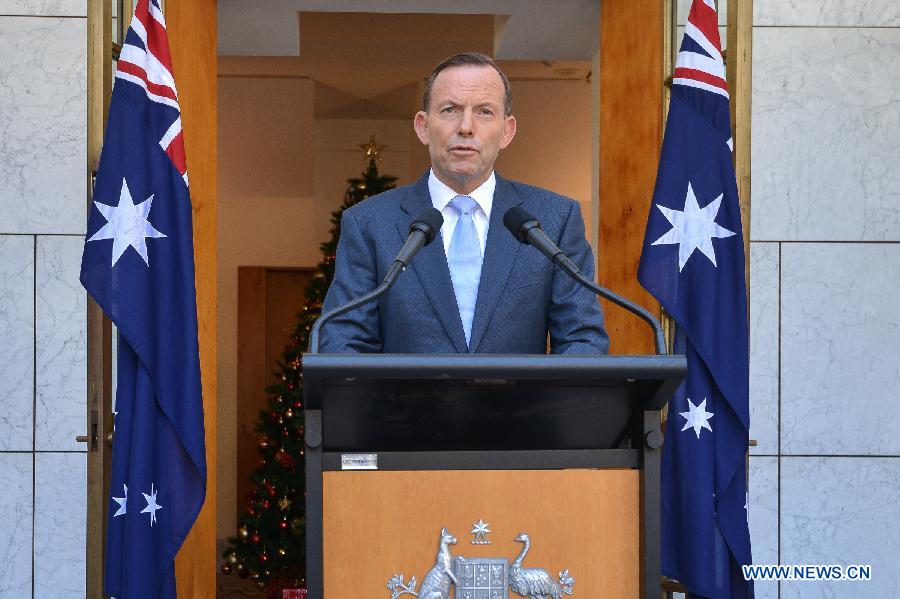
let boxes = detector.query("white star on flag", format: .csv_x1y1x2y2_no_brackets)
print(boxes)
680,397,714,439
87,178,166,267
651,181,735,271
141,483,162,526
112,483,127,517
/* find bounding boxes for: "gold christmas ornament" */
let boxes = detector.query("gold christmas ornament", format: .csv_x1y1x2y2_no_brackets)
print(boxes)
358,135,387,161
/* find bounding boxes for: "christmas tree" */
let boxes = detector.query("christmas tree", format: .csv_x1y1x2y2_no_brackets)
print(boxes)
222,138,397,589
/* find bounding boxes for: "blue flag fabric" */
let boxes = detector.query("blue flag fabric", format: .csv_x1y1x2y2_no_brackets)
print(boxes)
638,1,753,597
80,1,205,597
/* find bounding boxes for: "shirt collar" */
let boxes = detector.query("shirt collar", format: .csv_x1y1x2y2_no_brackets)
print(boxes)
428,169,495,219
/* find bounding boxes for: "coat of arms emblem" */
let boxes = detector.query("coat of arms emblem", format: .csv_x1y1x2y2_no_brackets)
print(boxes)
386,526,575,599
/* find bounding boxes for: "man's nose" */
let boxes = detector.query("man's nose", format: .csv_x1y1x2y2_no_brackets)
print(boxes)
457,109,474,136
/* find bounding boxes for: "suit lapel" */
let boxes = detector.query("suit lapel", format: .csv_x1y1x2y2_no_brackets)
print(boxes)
399,173,468,353
468,175,523,352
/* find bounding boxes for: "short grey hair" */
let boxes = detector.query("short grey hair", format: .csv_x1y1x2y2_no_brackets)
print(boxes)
422,52,512,117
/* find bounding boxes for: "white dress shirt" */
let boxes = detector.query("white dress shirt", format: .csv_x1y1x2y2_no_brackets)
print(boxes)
428,169,495,257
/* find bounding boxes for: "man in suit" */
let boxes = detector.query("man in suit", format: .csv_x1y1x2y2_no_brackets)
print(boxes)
320,52,609,354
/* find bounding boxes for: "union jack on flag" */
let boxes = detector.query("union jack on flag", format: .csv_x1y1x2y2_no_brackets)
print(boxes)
115,0,188,184
80,0,206,597
639,0,753,597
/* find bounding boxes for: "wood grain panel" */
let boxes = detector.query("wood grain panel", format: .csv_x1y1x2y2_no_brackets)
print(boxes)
323,469,639,598
599,0,665,355
726,0,753,290
236,267,267,513
236,267,315,514
167,1,217,597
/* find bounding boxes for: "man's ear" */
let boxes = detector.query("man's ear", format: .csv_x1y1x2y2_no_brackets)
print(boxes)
413,111,429,145
499,115,517,150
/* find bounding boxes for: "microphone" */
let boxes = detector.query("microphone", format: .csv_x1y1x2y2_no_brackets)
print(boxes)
387,207,444,281
503,206,667,355
308,207,444,353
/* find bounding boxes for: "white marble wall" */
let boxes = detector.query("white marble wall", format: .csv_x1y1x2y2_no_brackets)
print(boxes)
34,453,87,599
0,236,34,451
0,454,32,598
35,236,87,451
0,16,86,235
0,1,88,597
748,1,900,597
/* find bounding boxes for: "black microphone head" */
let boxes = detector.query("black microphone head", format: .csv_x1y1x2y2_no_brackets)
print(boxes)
409,207,444,245
503,206,541,244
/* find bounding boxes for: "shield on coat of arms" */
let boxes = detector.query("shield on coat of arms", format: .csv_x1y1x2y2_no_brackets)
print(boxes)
453,556,508,599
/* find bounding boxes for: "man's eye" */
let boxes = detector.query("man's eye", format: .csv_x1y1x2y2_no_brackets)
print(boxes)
441,106,456,113
480,108,494,116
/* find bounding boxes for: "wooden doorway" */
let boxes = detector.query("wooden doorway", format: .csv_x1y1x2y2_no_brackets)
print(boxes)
236,267,316,511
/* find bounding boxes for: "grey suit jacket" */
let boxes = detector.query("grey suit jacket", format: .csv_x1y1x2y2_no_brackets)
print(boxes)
320,172,609,354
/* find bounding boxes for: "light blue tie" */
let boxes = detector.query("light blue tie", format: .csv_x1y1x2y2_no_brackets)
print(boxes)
447,195,482,346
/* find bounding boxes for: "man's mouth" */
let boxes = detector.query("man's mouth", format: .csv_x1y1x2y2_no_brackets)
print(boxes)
450,145,478,154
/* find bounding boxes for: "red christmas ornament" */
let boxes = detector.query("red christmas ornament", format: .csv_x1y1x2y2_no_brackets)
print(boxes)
260,553,268,563
279,519,289,530
278,452,296,469
263,500,271,509
251,533,261,544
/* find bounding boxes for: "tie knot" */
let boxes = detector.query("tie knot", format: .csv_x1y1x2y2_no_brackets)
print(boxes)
450,195,478,216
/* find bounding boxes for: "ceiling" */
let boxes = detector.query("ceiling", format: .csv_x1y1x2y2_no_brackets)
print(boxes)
217,1,598,120
218,0,600,60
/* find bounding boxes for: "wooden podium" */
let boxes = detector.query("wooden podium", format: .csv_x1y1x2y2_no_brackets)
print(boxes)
302,354,685,599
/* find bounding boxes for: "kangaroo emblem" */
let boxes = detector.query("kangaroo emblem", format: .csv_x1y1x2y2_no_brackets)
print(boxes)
386,528,459,599
417,528,459,599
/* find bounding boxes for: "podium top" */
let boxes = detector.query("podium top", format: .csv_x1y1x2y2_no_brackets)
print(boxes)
302,354,685,452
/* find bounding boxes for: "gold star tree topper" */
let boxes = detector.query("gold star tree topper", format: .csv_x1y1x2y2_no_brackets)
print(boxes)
359,135,387,161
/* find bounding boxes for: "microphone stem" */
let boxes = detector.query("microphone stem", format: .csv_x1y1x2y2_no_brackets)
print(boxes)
307,261,405,354
553,255,668,355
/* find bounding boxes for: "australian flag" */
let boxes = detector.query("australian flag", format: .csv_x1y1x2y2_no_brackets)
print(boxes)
638,0,753,597
80,0,206,597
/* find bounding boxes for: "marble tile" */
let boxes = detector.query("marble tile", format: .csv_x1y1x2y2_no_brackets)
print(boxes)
0,235,34,451
34,452,86,599
749,457,778,599
0,0,85,16
0,17,86,235
781,244,900,455
752,28,900,241
35,236,86,451
0,453,33,597
781,457,900,598
749,242,778,455
755,0,900,27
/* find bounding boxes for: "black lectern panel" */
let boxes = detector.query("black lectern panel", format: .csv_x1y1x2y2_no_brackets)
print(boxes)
322,383,634,451
303,354,686,452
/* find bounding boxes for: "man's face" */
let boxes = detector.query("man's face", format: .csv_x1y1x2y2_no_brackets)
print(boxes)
414,65,517,195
